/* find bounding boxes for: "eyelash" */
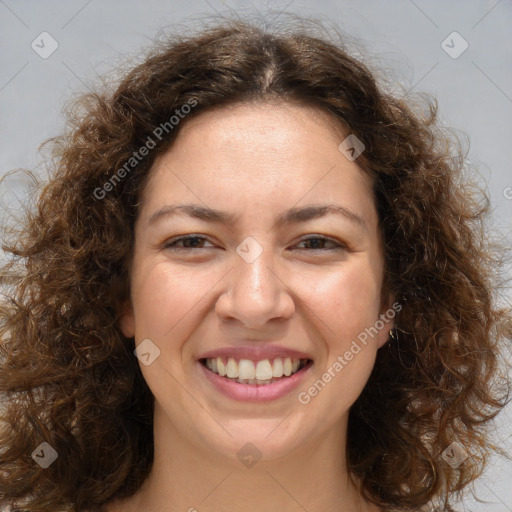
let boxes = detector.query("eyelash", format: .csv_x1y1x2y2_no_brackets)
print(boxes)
163,234,346,252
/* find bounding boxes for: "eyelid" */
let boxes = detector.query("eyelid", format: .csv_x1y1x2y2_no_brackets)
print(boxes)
163,234,216,249
294,234,346,250
163,233,346,251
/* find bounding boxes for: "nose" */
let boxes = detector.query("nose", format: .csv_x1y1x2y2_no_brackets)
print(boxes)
214,246,295,330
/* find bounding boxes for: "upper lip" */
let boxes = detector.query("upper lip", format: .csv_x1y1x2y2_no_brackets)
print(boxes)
198,345,313,361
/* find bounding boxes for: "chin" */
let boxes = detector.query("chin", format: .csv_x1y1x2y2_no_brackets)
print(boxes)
200,415,312,465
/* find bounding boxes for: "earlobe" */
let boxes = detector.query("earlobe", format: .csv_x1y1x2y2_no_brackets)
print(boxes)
119,301,135,338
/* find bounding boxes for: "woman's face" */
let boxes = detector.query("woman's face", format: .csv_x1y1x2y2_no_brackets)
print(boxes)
120,101,393,464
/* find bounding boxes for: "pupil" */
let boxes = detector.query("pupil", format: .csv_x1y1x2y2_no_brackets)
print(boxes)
185,237,202,247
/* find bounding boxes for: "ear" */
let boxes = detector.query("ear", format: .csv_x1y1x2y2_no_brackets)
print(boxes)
376,293,398,349
118,299,135,338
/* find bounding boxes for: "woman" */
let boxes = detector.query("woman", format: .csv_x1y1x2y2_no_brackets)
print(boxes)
0,17,510,512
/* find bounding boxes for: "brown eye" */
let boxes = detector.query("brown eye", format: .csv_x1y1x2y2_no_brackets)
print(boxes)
294,236,345,251
164,235,215,250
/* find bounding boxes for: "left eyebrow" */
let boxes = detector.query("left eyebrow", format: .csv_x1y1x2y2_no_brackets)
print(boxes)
147,203,368,232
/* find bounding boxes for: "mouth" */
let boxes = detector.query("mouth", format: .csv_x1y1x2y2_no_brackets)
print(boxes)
199,356,312,385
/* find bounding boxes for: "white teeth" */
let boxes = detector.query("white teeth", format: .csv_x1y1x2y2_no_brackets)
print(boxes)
204,356,307,382
238,359,256,380
255,360,273,380
217,357,226,377
272,358,284,377
283,357,292,376
226,358,237,378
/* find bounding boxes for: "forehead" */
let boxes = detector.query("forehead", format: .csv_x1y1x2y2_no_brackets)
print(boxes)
138,101,376,228
168,100,353,168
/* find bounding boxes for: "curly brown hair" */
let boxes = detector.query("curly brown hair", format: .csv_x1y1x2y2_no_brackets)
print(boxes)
0,16,510,512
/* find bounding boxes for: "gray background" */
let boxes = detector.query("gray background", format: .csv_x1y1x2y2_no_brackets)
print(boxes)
0,0,511,510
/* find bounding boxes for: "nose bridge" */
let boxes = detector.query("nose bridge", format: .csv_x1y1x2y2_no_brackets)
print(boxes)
233,237,278,299
215,235,294,327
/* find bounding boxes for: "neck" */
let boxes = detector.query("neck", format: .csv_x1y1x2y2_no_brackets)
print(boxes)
106,410,381,512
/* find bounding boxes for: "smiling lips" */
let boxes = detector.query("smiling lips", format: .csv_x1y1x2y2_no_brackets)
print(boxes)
202,356,309,385
198,345,313,385
199,355,313,402
198,346,313,400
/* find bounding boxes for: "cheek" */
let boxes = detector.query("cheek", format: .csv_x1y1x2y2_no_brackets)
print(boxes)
297,261,383,340
130,263,209,396
296,263,382,398
131,262,206,339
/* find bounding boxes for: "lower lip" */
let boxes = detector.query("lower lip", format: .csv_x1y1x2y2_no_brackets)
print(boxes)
198,361,313,402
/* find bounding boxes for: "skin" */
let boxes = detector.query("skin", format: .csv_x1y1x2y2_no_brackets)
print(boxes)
110,101,393,512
